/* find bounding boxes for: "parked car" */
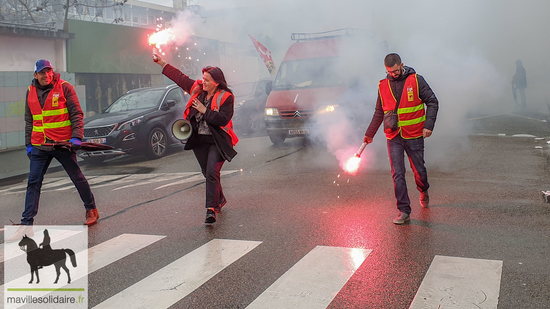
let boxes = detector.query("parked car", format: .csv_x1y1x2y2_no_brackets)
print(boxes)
79,84,189,164
231,78,273,135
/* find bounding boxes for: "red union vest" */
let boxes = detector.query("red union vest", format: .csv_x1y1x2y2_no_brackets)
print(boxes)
183,80,239,146
379,74,426,140
27,80,72,146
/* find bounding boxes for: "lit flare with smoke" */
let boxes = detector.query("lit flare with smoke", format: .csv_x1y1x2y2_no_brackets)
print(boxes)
148,17,174,59
149,28,175,51
343,142,367,174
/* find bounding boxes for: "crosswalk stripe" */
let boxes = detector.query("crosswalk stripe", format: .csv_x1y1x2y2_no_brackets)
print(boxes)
49,175,131,191
409,255,503,309
112,173,199,191
93,238,262,309
246,246,372,309
0,234,165,307
86,234,165,273
154,170,240,190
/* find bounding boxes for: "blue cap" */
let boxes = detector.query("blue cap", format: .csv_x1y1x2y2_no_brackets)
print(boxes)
34,59,53,73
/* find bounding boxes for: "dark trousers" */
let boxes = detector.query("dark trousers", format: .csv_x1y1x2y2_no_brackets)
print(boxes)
387,135,429,214
22,147,96,225
192,135,226,208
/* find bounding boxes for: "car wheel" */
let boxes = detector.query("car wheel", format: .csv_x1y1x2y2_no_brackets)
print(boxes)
248,111,262,134
269,134,285,146
145,127,167,159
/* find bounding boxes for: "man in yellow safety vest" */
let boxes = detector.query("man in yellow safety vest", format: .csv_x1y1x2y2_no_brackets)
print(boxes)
7,59,99,242
363,53,439,225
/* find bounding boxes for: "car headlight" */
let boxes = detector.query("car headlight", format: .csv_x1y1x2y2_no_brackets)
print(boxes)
317,104,339,114
265,107,279,116
235,100,245,109
117,116,144,131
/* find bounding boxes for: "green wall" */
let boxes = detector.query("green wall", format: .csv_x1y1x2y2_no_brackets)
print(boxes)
67,20,156,74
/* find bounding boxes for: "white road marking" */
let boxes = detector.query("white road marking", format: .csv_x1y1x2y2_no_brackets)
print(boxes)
50,175,133,191
1,171,241,195
1,234,165,308
112,173,200,191
154,170,240,190
513,134,537,137
154,174,205,190
246,246,372,309
86,234,166,273
93,239,262,309
409,255,503,309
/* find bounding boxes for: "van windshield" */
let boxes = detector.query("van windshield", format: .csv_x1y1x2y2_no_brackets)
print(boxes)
273,57,344,90
105,89,164,113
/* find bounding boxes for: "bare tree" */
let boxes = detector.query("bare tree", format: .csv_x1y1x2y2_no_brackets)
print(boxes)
0,0,128,31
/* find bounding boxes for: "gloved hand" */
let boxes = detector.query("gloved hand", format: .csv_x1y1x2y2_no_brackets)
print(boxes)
69,138,81,150
26,145,33,159
363,136,373,144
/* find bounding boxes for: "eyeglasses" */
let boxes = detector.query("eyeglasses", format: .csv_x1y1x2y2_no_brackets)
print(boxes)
386,68,401,75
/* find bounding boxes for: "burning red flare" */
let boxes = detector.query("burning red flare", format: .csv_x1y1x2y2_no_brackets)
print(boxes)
342,142,367,174
148,29,175,50
344,155,361,174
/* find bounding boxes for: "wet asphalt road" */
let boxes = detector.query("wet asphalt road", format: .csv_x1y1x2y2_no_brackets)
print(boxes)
1,111,550,308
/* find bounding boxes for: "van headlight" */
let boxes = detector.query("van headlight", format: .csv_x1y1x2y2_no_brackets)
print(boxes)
235,100,245,109
117,116,143,131
317,104,339,114
265,107,279,116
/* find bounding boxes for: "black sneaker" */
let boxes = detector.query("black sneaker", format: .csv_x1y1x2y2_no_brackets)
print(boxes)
205,209,216,224
420,191,429,208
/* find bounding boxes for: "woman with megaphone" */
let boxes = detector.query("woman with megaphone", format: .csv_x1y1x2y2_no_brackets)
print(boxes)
153,53,238,224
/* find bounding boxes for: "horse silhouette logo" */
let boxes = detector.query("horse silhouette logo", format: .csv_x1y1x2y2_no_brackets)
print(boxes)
17,229,77,284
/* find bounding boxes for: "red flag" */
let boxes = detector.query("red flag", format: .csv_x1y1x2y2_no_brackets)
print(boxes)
249,35,276,75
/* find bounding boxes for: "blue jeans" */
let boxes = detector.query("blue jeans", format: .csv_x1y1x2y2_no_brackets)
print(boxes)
387,135,429,214
22,147,96,225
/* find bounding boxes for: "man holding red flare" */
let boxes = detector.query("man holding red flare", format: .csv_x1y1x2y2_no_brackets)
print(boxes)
363,53,439,225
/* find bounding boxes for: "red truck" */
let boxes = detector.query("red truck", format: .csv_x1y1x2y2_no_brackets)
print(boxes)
264,28,381,145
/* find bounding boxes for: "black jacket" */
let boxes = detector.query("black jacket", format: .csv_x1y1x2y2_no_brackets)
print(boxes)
25,72,84,151
365,66,438,138
162,64,237,161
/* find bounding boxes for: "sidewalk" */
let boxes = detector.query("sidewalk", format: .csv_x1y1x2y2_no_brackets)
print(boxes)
0,147,62,184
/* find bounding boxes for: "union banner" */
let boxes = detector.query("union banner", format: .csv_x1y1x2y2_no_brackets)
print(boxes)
249,35,276,75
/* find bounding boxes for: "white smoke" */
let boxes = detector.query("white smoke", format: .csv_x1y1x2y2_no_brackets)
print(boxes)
168,0,550,169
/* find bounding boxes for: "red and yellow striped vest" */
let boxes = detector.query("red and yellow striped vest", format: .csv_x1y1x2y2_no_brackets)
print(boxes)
27,80,72,146
183,80,239,146
379,74,425,140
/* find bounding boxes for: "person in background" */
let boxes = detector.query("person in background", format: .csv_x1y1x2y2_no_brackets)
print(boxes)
7,59,98,242
512,59,527,107
153,53,238,224
363,53,439,225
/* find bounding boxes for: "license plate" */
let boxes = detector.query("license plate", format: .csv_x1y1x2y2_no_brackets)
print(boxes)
86,138,106,144
288,129,309,135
